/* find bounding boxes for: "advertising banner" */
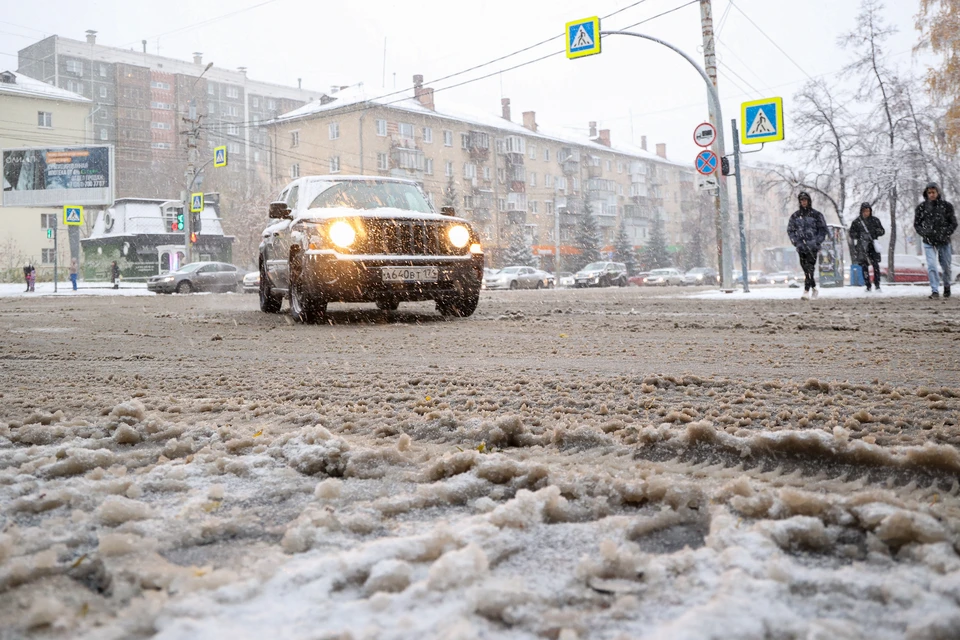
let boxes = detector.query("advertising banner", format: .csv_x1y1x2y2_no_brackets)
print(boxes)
2,145,114,207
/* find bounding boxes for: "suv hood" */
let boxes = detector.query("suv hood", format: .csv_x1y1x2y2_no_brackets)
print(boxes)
295,206,469,225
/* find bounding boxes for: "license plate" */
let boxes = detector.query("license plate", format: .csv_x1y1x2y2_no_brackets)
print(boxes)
381,266,438,283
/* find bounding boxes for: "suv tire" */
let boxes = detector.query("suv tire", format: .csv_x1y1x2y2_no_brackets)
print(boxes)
290,276,327,323
437,291,480,318
259,265,282,313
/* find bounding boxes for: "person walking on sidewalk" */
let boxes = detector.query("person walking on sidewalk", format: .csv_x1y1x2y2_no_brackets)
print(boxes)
22,264,31,292
849,202,885,292
69,258,79,291
787,191,828,300
110,261,120,290
27,266,36,292
914,183,957,299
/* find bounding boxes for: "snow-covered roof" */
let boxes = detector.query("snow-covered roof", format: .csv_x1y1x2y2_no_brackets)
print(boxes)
86,198,225,239
275,84,685,168
0,70,90,103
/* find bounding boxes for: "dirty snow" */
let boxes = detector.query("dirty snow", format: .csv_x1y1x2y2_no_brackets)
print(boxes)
0,286,958,639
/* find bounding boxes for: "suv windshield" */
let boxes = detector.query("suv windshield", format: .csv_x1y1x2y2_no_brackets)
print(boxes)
582,263,606,271
308,181,433,213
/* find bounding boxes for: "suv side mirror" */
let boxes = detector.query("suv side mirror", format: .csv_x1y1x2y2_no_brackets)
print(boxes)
440,206,456,216
269,201,292,219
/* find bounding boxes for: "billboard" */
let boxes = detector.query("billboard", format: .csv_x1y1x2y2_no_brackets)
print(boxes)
2,145,114,207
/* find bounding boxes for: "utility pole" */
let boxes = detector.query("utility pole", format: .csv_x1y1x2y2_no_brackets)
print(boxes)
181,99,201,265
700,0,732,289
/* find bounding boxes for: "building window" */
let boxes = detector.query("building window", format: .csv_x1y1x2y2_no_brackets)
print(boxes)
226,86,239,98
42,248,56,264
251,97,259,108
41,213,57,229
528,144,536,160
529,172,536,187
150,81,171,90
227,124,240,136
330,156,341,173
617,184,624,196
377,152,388,171
291,163,300,178
291,131,300,148
425,158,434,175
461,133,470,149
423,127,433,143
100,129,108,140
208,84,216,96
150,121,171,129
399,122,414,138
65,60,83,75
617,161,624,173
498,198,506,212
545,174,553,187
445,161,453,177
329,122,340,140
228,142,241,154
606,159,612,171
265,99,276,109
443,130,453,146
225,105,240,116
254,151,260,163
531,201,539,214
546,201,554,214
463,195,474,209
99,64,107,77
463,163,477,179
483,166,491,180
376,119,387,136
99,86,107,98
37,111,52,128
151,142,172,149
544,148,550,162
150,101,173,110
573,177,580,191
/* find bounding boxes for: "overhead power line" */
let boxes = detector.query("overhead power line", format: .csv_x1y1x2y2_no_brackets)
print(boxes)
727,0,814,81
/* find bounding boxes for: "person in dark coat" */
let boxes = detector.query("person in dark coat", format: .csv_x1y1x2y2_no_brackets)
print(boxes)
914,182,957,299
849,202,885,292
110,261,120,290
787,192,828,299
23,264,31,292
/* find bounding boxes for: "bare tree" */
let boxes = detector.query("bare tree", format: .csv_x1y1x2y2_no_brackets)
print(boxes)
840,0,903,277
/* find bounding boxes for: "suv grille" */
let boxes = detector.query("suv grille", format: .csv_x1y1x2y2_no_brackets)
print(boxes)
356,220,461,256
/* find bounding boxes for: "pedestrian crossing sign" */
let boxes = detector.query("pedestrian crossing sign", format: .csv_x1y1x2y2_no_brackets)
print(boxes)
63,205,83,226
741,97,784,145
214,145,227,168
190,193,204,213
566,16,601,59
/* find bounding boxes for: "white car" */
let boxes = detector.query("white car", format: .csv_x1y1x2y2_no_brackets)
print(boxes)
242,270,260,293
485,266,551,290
644,268,683,286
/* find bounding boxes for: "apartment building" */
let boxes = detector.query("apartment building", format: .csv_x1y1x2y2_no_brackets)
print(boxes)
0,70,91,279
267,75,705,269
17,31,323,198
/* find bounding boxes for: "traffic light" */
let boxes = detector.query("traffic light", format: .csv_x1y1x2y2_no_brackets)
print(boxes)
190,232,198,243
721,157,731,176
46,228,53,239
191,211,201,234
176,211,185,230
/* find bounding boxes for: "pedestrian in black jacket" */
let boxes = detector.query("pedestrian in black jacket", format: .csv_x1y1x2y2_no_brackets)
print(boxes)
787,192,828,299
849,202,885,292
914,183,957,299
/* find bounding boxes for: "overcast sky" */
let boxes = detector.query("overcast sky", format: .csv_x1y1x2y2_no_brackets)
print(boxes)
0,0,930,167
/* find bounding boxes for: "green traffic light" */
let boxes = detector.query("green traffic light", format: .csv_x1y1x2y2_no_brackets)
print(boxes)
176,212,185,230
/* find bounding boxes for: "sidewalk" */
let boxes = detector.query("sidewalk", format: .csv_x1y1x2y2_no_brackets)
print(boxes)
0,282,153,298
686,284,935,301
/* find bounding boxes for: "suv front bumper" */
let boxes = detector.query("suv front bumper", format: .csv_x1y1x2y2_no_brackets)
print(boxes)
302,252,483,302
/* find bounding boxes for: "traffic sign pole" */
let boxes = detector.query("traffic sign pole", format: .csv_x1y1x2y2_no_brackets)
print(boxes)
731,118,749,293
598,30,733,291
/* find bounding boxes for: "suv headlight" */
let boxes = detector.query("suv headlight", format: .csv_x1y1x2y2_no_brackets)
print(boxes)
448,224,470,248
328,220,356,248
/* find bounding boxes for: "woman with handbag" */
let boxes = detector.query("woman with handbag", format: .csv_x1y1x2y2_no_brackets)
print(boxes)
849,202,885,292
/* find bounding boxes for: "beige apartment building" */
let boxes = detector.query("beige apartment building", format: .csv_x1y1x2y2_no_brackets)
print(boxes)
0,70,91,280
266,76,705,269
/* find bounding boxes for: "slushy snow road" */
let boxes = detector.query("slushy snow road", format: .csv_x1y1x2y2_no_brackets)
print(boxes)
0,286,958,639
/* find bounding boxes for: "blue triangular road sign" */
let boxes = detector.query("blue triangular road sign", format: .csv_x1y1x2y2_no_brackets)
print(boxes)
65,208,81,222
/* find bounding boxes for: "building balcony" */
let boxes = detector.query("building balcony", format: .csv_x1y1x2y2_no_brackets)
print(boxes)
586,165,602,179
390,147,425,172
508,181,525,194
504,211,526,225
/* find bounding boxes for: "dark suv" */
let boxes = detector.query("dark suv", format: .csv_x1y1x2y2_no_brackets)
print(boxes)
574,261,628,288
258,176,484,323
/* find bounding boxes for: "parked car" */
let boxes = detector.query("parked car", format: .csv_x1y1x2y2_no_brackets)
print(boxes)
682,267,719,286
536,270,556,288
481,268,499,290
879,254,929,283
147,261,244,294
628,271,650,286
765,271,797,285
644,268,684,286
557,272,575,288
258,176,483,322
485,266,550,290
574,262,628,287
242,270,260,293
